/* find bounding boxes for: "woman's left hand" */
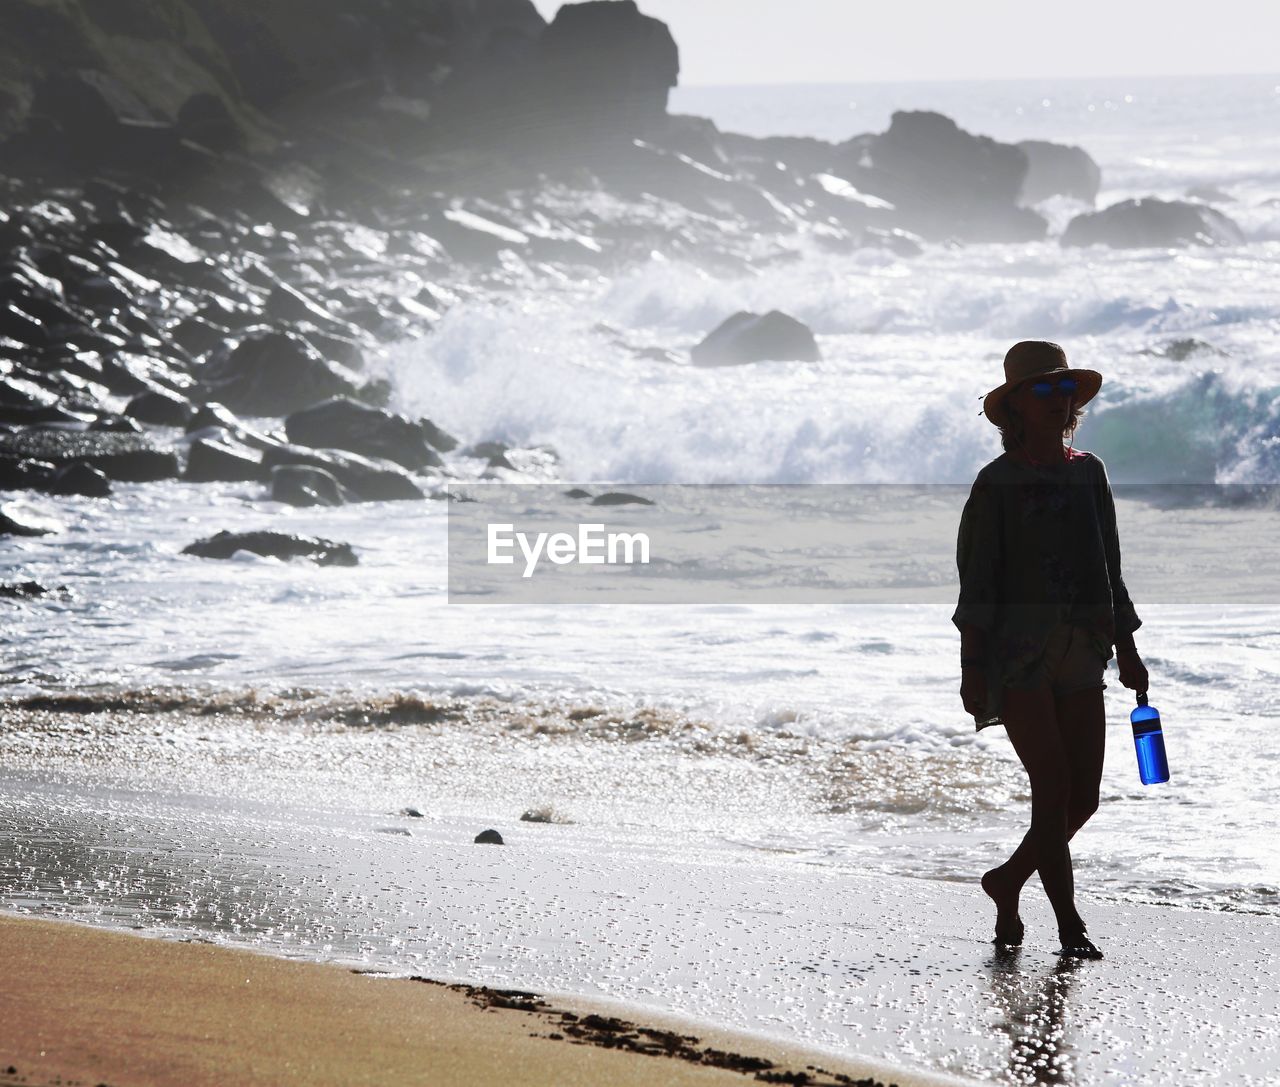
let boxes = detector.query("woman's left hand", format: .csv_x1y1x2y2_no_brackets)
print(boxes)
1116,648,1149,694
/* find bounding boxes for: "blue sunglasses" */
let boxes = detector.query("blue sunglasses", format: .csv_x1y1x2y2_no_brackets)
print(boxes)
1025,377,1078,398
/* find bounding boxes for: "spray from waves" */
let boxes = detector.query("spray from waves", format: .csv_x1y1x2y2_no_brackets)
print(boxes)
595,241,1280,340
379,293,997,484
379,246,1280,485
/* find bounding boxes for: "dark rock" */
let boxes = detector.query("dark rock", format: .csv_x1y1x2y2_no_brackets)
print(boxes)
99,353,194,398
0,404,95,426
534,1,677,139
0,429,178,481
201,330,362,416
169,315,232,358
10,69,190,177
650,113,730,167
125,388,195,427
846,111,1046,242
44,460,111,497
0,335,28,360
0,504,53,536
466,439,510,462
182,530,357,566
483,445,558,477
691,311,820,366
269,464,345,507
420,418,459,453
435,0,670,150
0,303,52,347
1,371,60,411
563,487,592,499
185,436,265,483
83,219,147,252
720,131,839,178
176,92,242,151
300,330,366,372
590,491,654,506
464,439,530,470
1,581,50,599
1062,198,1245,249
474,828,505,845
90,414,145,434
185,402,243,434
593,140,786,226
0,456,54,490
1,284,83,333
429,209,529,264
284,397,444,470
257,442,425,502
266,281,344,328
1017,140,1101,205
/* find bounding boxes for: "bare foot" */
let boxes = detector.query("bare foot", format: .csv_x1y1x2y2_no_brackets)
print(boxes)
981,866,1025,946
1056,924,1103,960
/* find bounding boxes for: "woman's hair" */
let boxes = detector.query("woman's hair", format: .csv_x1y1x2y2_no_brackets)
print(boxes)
998,391,1084,453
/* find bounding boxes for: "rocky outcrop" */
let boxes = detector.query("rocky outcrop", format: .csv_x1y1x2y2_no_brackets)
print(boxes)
0,0,545,179
0,429,178,481
1017,140,1101,206
0,502,54,536
691,311,820,367
184,433,265,483
269,465,345,508
126,388,196,427
181,529,357,566
433,0,677,150
835,111,1045,242
1062,198,1245,248
44,461,112,497
284,397,447,471
533,1,678,139
256,442,425,502
0,580,52,597
200,331,364,417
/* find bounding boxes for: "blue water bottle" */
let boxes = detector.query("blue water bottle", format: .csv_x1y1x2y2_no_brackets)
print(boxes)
1130,693,1170,785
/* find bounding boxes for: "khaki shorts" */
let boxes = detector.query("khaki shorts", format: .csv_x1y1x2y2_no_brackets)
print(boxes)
1006,623,1108,698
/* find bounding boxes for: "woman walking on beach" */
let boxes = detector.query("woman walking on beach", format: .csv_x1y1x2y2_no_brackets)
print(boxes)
953,341,1148,960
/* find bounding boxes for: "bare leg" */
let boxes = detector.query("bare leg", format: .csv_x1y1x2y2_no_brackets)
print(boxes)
984,686,1106,937
984,684,1086,946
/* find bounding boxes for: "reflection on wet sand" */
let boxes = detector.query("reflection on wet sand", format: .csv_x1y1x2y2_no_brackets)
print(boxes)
985,946,1085,1085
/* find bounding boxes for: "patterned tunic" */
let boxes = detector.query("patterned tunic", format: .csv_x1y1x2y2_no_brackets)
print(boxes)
951,448,1142,730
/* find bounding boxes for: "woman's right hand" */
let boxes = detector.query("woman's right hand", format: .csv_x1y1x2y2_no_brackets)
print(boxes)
961,666,988,720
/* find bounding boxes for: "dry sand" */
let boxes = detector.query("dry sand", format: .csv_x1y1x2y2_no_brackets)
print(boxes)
0,914,966,1087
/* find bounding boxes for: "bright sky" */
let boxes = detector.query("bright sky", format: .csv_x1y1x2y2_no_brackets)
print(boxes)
530,0,1280,85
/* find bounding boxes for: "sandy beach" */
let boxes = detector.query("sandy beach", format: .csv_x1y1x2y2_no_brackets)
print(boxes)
1,914,964,1087
2,691,1278,1085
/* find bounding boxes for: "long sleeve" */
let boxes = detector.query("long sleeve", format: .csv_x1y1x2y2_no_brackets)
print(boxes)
951,474,1002,633
1095,456,1142,639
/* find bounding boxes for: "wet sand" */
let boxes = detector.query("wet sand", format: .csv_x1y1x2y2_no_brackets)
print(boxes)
2,691,1278,1085
0,914,958,1087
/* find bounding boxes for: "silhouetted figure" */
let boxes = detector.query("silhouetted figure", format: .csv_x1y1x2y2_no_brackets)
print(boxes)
953,341,1149,959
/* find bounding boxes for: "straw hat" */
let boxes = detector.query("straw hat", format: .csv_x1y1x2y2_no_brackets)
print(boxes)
982,341,1101,428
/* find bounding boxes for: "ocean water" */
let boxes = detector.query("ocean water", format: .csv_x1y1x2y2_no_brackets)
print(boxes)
4,75,1279,927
